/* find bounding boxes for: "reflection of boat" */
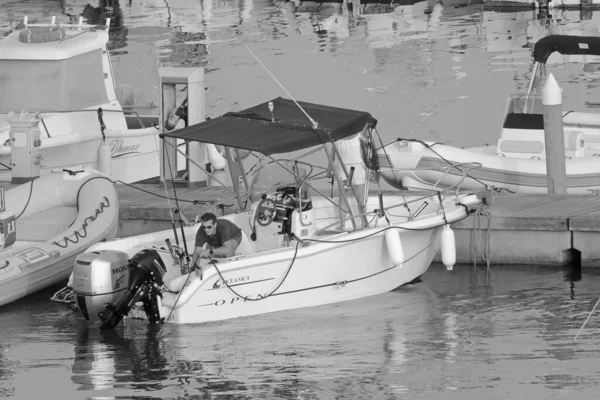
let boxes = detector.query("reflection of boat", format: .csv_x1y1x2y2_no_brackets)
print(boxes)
378,35,600,194
362,1,442,49
64,97,482,328
0,170,118,307
0,17,162,183
484,0,600,8
71,324,170,392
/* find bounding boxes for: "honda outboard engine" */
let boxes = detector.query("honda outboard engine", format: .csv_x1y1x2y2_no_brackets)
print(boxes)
98,249,167,330
73,250,131,323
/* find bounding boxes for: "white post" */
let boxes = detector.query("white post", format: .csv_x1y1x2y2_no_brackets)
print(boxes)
542,73,567,194
159,84,178,182
187,68,207,184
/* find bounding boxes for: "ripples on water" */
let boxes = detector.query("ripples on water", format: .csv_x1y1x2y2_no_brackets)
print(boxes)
3,0,600,398
1,265,600,398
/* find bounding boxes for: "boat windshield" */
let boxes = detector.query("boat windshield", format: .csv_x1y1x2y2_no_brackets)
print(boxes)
248,160,310,202
504,94,544,115
0,49,109,112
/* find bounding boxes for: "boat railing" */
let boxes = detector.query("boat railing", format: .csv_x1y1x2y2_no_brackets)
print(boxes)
22,15,110,32
380,161,483,195
430,161,483,194
28,108,158,135
312,187,464,237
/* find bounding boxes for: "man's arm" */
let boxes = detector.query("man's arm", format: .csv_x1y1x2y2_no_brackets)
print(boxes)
191,243,210,266
211,239,236,258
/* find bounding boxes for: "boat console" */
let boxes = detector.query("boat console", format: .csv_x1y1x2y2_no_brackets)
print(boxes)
249,185,317,250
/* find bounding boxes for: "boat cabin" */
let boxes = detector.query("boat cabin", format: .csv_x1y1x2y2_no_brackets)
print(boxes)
0,19,132,139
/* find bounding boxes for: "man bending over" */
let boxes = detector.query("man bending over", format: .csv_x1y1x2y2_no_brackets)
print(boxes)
191,213,243,272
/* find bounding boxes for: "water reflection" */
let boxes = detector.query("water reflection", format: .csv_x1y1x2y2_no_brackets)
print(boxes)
64,265,600,398
72,323,172,396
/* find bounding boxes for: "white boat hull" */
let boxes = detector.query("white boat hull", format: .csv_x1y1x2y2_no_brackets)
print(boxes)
379,139,600,194
0,124,161,184
158,227,437,324
76,192,479,325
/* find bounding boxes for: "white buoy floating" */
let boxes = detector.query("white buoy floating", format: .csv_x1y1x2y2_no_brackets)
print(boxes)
384,229,404,266
440,224,456,271
98,141,112,176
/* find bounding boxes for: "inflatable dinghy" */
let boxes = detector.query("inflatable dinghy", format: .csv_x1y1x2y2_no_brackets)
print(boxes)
0,170,119,306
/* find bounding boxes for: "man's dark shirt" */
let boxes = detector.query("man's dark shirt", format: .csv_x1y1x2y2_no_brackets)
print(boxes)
195,219,242,248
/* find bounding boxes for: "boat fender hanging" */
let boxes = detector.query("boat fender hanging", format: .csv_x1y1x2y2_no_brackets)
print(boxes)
98,141,112,176
384,229,404,266
19,26,66,43
207,144,227,170
440,225,456,271
216,145,251,162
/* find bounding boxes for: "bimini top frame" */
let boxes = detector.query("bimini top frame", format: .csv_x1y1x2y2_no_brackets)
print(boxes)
160,97,378,229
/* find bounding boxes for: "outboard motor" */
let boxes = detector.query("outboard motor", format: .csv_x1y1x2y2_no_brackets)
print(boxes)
98,249,167,330
73,250,131,322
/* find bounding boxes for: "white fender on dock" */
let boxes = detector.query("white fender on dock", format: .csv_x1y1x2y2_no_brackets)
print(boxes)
440,224,456,270
98,141,112,176
385,229,404,266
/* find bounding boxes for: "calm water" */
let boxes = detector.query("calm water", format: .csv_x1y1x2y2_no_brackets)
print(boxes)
2,0,600,398
1,264,600,399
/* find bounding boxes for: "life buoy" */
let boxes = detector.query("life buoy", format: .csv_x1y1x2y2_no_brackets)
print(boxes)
19,26,66,43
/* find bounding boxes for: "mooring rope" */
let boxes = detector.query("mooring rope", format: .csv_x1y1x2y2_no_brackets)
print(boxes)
471,208,492,268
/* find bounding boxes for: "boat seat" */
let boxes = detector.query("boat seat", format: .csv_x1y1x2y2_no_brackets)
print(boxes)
16,206,78,242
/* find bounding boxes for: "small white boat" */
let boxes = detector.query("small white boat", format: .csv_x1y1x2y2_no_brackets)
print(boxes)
0,16,162,183
378,35,600,194
59,97,483,328
0,169,119,307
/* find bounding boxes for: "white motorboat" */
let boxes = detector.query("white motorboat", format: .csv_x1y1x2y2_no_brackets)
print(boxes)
378,35,600,194
57,97,483,328
0,16,163,184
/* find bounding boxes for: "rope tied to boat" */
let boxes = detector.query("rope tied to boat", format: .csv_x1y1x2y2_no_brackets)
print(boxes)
471,207,492,268
97,108,106,142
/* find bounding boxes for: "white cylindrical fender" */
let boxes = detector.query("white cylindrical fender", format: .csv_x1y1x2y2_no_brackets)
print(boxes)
385,229,404,266
98,141,112,176
216,145,252,161
207,144,227,170
441,224,456,270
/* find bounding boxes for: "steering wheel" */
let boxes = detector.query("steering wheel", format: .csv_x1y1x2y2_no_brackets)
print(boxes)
256,197,277,226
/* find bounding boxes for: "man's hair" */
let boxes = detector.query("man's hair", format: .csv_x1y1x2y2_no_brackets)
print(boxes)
200,212,217,223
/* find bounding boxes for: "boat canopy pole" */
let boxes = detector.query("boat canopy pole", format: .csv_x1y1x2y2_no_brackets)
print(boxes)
527,62,540,95
329,142,368,227
524,62,540,114
322,145,358,230
266,149,351,212
162,138,237,196
222,147,251,211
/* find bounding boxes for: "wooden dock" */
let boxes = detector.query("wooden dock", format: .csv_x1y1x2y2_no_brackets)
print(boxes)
114,183,600,266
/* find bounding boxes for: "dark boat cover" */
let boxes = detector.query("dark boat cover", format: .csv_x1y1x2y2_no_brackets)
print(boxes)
533,35,600,64
159,97,377,155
